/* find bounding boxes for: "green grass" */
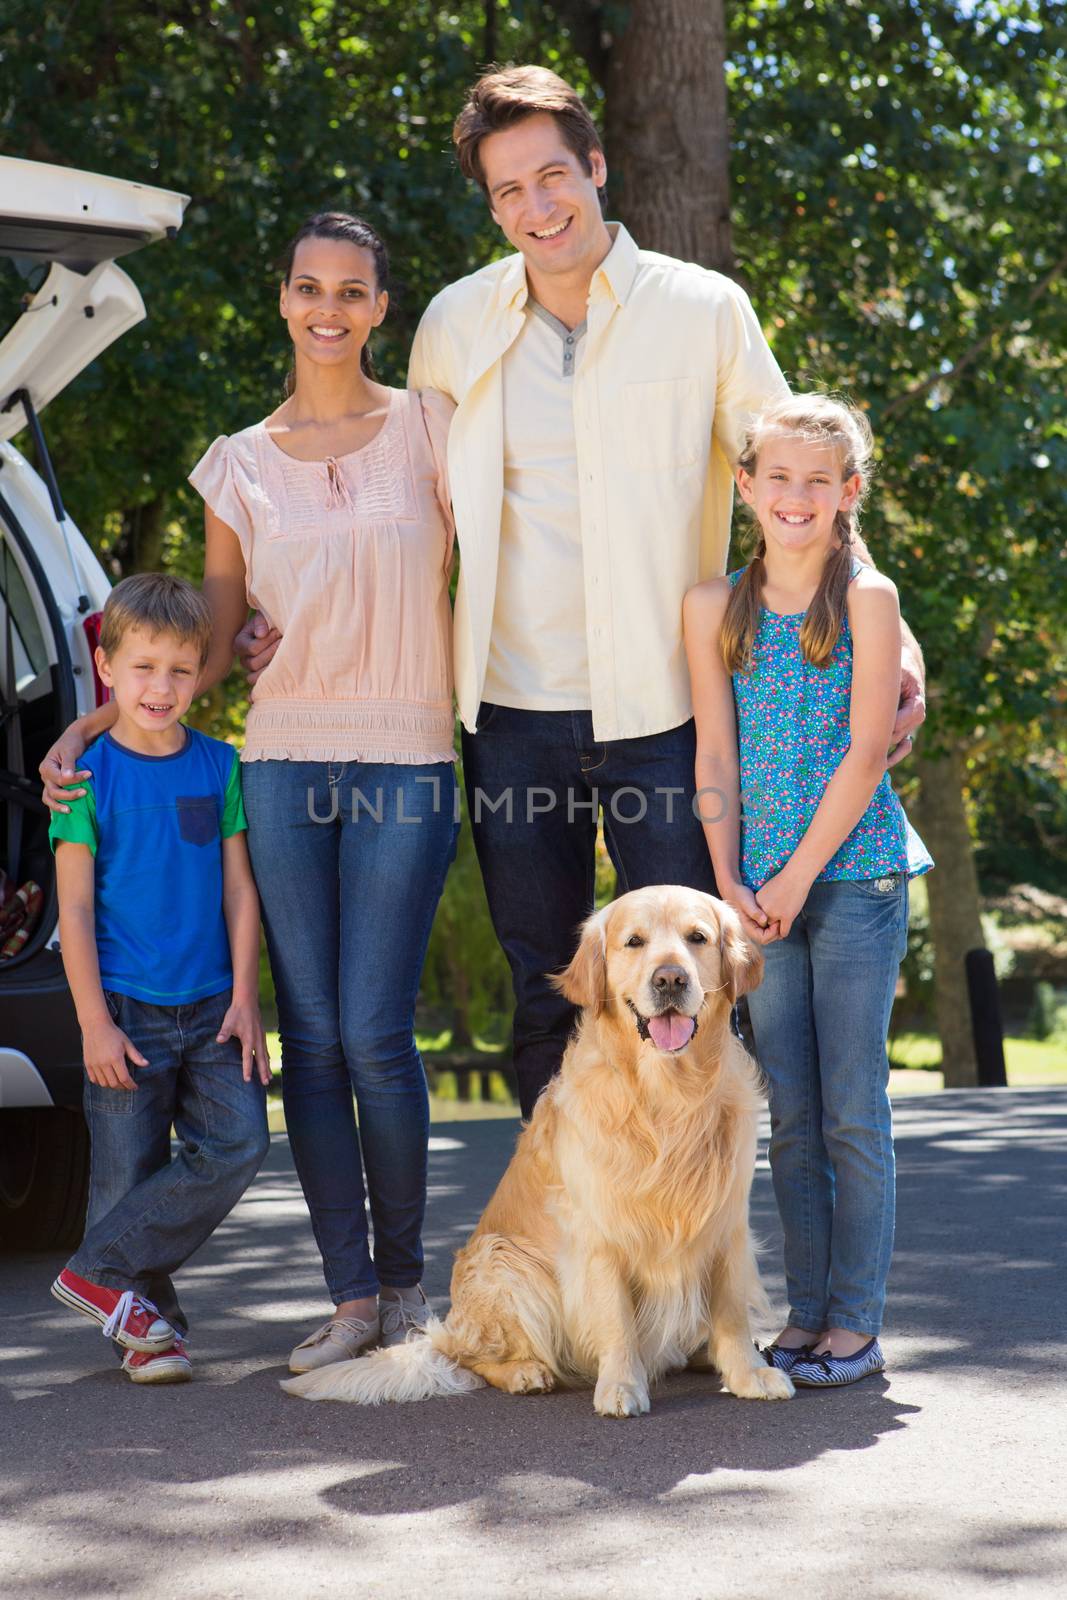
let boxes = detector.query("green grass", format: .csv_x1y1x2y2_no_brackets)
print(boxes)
260,1028,1067,1131
263,1031,520,1132
889,1031,1067,1089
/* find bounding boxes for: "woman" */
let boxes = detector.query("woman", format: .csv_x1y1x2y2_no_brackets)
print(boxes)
40,212,459,1373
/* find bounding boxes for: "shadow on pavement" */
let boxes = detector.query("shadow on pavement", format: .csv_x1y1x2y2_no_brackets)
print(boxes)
2,1091,1065,1598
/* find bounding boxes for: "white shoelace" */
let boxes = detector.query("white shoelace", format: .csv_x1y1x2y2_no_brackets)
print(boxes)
101,1289,159,1341
379,1293,429,1335
302,1316,376,1348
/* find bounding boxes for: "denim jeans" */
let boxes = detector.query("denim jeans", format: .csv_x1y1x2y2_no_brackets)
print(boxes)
242,759,459,1305
66,988,270,1336
461,705,716,1118
745,875,909,1338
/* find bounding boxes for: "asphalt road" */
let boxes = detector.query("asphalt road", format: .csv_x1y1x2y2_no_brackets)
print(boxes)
3,1089,1066,1600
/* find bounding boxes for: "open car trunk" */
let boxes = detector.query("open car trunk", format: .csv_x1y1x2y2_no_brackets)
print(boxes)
0,157,186,964
0,491,76,965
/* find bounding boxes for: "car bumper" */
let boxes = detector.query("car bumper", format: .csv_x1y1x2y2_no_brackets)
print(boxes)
0,948,83,1108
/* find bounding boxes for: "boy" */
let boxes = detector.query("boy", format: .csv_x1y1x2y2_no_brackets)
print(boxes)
49,573,271,1384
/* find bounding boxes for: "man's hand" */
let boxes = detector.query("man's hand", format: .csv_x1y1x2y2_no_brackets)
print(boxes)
217,995,272,1085
39,728,91,814
888,655,926,770
754,866,811,941
721,882,779,946
234,613,282,686
82,1018,147,1091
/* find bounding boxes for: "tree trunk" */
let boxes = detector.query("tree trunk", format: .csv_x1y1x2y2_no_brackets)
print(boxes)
910,740,985,1087
604,0,734,273
449,954,474,1050
116,495,167,574
484,0,497,67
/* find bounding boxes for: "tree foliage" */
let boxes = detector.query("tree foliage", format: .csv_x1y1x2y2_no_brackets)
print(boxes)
2,0,595,555
722,0,1067,739
4,1,1066,1053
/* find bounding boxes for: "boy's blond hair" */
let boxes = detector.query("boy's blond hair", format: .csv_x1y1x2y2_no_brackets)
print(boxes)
99,573,213,667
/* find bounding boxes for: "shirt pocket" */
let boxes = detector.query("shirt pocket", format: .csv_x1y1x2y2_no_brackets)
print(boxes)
621,377,703,471
176,795,220,847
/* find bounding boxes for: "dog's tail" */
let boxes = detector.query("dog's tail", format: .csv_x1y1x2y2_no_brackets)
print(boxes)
280,1316,485,1405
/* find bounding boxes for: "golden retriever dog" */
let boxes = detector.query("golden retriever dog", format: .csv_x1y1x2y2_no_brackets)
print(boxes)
283,886,793,1416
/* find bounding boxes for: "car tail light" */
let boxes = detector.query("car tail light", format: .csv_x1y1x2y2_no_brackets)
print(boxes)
82,611,110,706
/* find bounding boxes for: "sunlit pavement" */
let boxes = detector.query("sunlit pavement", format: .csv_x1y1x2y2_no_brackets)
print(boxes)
3,1090,1066,1600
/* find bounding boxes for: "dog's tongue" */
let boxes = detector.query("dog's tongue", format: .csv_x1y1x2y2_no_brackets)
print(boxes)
648,1012,696,1052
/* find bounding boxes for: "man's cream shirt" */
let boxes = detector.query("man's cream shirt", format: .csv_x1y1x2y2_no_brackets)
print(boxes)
408,222,788,743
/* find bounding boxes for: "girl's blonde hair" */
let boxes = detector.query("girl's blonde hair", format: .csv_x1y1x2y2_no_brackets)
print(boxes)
720,393,875,674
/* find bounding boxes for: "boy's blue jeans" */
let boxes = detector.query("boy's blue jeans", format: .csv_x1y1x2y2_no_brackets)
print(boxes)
461,705,717,1119
66,988,270,1336
242,759,459,1306
745,875,909,1339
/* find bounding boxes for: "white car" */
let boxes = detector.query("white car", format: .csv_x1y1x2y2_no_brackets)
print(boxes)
0,156,187,1248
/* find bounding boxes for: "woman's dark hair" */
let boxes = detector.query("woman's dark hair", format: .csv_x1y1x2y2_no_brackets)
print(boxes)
281,211,390,386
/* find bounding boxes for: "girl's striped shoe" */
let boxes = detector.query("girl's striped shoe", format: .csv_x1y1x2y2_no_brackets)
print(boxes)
790,1337,885,1387
761,1341,815,1374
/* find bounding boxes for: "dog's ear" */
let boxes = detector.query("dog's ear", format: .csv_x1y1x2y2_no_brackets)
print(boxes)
719,906,764,1001
552,907,609,1012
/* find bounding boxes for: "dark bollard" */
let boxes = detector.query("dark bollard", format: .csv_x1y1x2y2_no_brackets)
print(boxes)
965,947,1008,1087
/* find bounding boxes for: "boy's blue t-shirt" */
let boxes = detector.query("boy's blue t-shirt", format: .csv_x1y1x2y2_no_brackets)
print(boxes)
49,727,247,1005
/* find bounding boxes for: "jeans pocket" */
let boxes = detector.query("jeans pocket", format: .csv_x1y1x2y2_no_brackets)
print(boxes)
850,873,905,899
102,989,122,1023
475,701,499,733
86,1077,138,1114
177,795,220,846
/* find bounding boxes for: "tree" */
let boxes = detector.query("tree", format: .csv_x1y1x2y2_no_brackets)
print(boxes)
7,2,1065,1079
584,0,1066,1081
718,0,1067,1082
603,0,734,272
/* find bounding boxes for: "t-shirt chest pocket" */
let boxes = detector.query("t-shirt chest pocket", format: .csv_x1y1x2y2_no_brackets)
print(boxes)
177,795,220,846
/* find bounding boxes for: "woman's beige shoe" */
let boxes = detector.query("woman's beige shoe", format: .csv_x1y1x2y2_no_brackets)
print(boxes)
288,1314,380,1374
378,1285,431,1347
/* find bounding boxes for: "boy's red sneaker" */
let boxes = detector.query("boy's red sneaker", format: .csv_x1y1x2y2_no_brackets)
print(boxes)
122,1339,192,1385
51,1270,176,1352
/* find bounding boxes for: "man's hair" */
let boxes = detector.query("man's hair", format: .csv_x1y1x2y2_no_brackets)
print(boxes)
99,573,213,668
453,65,604,199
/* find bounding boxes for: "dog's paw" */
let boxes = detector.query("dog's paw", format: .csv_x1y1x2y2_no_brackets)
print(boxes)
728,1365,794,1401
593,1376,651,1418
506,1361,555,1395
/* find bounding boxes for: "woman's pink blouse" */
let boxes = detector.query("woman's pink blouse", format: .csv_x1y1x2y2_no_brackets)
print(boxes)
189,388,456,765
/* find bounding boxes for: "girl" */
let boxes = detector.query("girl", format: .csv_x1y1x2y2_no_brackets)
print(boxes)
683,393,932,1388
40,212,459,1373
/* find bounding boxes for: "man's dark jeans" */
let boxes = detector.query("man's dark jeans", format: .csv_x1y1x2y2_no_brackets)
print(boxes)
461,704,717,1119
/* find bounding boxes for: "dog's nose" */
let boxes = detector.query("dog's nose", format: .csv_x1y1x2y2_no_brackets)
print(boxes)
651,964,688,996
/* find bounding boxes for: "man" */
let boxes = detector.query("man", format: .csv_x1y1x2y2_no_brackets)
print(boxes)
243,66,925,1119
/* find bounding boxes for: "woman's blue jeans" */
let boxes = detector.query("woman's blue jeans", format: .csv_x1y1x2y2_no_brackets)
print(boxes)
746,875,909,1338
243,759,459,1304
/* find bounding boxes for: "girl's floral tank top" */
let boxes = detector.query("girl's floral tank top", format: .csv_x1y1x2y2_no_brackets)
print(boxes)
727,565,933,892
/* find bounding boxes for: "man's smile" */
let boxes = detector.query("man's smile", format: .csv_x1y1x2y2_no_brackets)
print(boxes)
530,217,572,241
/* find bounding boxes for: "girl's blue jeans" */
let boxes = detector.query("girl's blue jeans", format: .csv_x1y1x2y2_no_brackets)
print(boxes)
746,874,909,1339
242,759,459,1305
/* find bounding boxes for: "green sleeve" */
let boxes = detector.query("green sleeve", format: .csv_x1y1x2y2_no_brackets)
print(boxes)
220,753,247,838
49,783,98,855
